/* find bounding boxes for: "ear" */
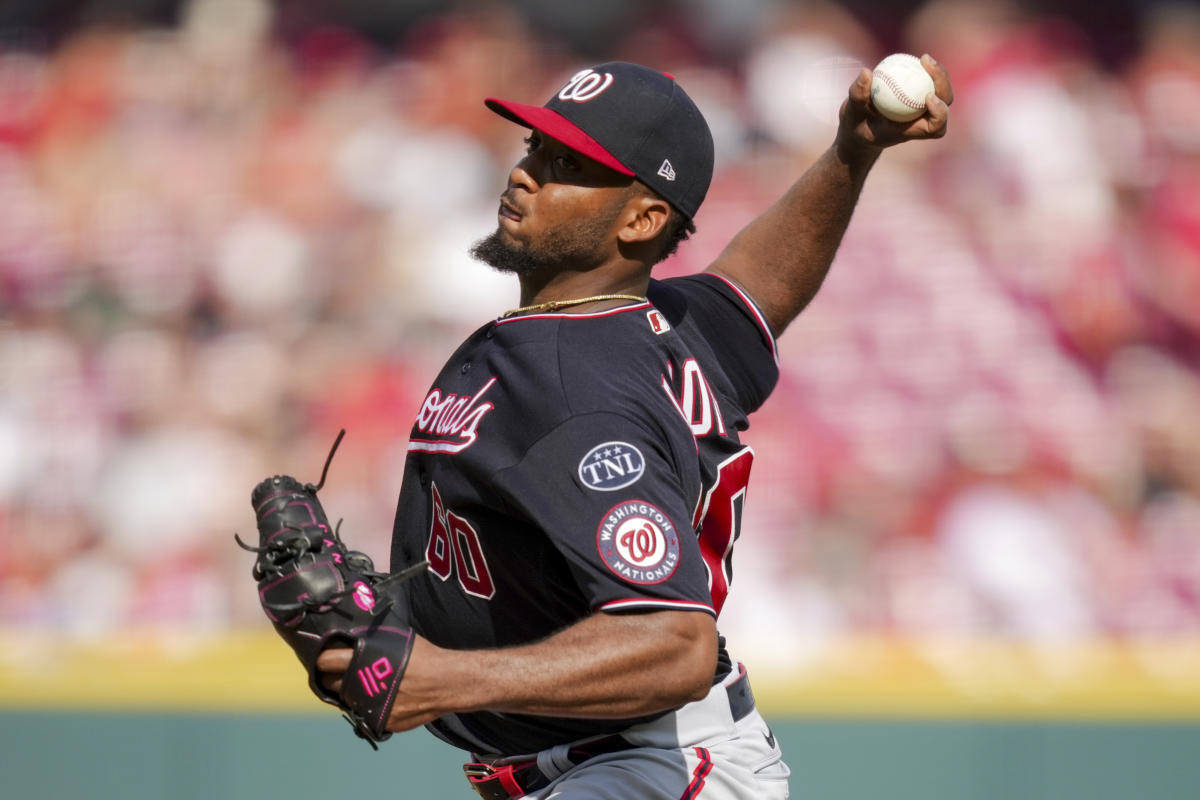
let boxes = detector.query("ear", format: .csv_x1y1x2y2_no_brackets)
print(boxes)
616,192,671,246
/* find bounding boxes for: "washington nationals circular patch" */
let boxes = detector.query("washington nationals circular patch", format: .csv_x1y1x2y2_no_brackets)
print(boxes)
596,501,680,584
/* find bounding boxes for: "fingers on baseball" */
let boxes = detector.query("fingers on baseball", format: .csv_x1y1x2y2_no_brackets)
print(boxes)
927,99,950,138
920,53,954,106
906,54,951,138
840,68,873,124
850,67,873,104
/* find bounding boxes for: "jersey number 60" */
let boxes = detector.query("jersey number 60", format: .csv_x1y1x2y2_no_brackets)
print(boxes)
425,483,496,599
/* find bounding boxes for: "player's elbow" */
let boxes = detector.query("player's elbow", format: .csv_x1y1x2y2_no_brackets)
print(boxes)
681,638,720,704
661,611,720,706
678,673,715,705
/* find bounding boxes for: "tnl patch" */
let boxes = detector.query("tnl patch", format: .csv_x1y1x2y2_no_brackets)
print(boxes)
596,501,680,585
578,441,645,491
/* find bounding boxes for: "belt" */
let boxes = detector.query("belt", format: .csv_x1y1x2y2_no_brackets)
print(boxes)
464,668,755,800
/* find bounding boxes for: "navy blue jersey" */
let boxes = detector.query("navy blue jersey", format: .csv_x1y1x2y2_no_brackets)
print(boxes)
389,273,778,755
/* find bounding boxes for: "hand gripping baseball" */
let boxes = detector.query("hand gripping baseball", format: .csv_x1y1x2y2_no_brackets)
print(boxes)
236,431,428,747
839,53,953,150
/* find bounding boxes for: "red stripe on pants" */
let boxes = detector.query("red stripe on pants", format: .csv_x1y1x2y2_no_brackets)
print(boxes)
679,747,713,800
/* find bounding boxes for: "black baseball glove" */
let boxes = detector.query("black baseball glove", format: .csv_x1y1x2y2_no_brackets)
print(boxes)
237,433,427,747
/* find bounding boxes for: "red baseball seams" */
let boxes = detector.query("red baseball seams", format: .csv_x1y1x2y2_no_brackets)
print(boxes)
876,71,924,109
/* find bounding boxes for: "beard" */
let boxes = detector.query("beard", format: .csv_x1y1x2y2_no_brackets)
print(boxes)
469,229,544,276
469,206,620,276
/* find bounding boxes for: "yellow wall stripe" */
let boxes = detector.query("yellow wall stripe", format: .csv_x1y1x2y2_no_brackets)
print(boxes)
0,629,323,713
3,630,1200,719
750,635,1200,719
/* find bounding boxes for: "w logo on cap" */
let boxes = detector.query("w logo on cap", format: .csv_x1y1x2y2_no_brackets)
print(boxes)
657,159,676,181
558,69,614,103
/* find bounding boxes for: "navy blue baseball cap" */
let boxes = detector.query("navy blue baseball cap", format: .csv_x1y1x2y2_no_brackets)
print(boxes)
485,62,714,222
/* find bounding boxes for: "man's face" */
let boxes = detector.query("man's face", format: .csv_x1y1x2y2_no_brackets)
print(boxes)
471,131,634,276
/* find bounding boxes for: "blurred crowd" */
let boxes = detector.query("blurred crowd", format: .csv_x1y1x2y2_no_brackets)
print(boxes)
1,0,1199,661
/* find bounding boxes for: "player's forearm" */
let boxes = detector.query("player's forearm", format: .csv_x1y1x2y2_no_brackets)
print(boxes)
418,610,718,719
708,139,881,337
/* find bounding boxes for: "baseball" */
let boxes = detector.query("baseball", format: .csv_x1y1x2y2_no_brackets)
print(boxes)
870,53,935,122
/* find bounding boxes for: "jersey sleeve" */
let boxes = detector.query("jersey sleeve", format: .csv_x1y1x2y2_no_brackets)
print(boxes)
490,410,715,616
655,273,780,414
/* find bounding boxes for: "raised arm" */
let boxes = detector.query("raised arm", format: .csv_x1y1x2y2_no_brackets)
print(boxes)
707,54,954,337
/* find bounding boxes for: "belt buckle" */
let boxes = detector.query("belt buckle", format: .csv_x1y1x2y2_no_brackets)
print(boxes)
464,762,498,780
463,761,528,800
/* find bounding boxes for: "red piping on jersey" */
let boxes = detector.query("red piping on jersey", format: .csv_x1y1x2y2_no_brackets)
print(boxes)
679,747,714,800
493,302,651,325
706,274,779,366
599,597,716,616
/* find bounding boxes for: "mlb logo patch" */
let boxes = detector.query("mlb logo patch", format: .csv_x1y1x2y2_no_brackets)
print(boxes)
647,310,670,335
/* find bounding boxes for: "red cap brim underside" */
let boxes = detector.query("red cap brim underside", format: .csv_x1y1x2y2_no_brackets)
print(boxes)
485,98,635,177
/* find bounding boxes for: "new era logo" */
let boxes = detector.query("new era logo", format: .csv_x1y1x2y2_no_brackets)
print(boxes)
657,159,676,181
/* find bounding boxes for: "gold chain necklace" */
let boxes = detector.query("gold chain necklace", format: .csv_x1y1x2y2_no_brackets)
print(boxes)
501,294,647,318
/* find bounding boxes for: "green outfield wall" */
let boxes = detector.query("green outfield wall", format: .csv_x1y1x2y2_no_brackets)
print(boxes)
2,711,1198,799
3,631,1199,798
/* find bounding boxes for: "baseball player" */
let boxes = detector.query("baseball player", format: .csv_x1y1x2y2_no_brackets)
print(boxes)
316,58,952,798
